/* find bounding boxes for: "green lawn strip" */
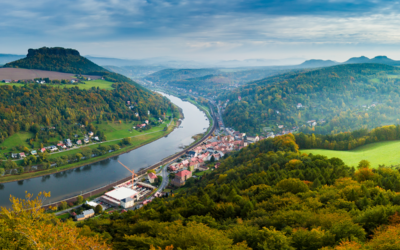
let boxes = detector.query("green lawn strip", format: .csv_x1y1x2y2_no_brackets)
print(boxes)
57,80,115,90
0,120,177,183
194,169,213,176
301,140,400,168
56,213,71,219
173,187,188,194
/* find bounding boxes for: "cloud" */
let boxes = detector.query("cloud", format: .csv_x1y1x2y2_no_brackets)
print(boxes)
1,0,400,61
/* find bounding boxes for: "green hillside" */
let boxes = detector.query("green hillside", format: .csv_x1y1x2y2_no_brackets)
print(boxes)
221,63,400,135
78,134,400,249
3,47,107,74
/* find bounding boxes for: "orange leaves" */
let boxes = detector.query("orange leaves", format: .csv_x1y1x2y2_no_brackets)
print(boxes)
332,241,363,250
368,223,400,249
354,168,375,182
0,191,110,249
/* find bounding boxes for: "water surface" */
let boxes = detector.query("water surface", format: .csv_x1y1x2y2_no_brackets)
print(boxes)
0,93,209,207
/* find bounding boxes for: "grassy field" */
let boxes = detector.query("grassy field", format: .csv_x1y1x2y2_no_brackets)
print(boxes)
301,140,400,168
0,79,114,90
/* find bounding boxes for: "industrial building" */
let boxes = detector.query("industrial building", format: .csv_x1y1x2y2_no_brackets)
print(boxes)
100,187,139,208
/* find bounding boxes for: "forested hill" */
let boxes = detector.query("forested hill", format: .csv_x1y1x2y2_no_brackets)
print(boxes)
0,83,172,142
80,134,400,249
145,67,295,96
3,47,107,74
221,63,400,135
145,68,219,83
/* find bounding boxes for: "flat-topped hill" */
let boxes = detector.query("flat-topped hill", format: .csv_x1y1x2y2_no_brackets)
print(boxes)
3,47,107,74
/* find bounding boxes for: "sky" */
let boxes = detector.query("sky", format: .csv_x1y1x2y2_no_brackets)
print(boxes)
1,0,400,64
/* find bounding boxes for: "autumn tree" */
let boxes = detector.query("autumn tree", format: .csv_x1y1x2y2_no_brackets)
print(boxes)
0,191,110,249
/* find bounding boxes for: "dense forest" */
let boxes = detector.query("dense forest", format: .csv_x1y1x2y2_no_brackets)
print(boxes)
221,63,400,135
3,47,107,74
0,83,172,143
77,134,400,249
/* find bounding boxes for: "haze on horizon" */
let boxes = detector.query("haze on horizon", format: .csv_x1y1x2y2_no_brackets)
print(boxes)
1,0,400,65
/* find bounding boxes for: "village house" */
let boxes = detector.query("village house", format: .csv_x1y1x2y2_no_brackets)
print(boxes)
93,136,100,141
297,103,303,109
31,150,37,155
307,120,317,127
75,209,95,221
76,140,82,145
19,152,26,159
2,79,11,83
148,172,157,183
247,135,260,143
65,139,73,147
40,148,46,153
11,153,18,159
145,120,149,124
172,170,192,187
187,150,197,158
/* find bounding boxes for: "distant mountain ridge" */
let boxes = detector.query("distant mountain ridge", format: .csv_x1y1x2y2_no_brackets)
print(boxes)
0,54,24,66
300,55,400,68
299,59,338,68
344,55,400,65
3,47,108,74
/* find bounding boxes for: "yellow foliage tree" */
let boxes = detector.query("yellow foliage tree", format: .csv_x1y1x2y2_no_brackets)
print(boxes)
0,191,110,249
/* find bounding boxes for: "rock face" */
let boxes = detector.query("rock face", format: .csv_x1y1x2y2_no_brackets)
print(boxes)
27,47,80,57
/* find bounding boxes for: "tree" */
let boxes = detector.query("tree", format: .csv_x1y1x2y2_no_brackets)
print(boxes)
76,153,83,162
4,160,17,169
276,178,309,194
122,137,131,145
357,160,371,169
157,176,163,184
59,201,68,210
94,205,103,214
77,195,84,204
147,169,156,174
210,155,215,163
0,168,4,176
17,166,24,175
0,191,110,249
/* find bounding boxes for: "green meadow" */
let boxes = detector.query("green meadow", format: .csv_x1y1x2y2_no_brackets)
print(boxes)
301,140,400,168
0,79,115,90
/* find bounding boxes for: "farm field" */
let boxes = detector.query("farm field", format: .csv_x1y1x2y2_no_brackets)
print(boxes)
0,68,100,81
301,140,400,168
64,79,115,90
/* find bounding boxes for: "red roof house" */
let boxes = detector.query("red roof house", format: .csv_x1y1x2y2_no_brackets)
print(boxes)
148,172,157,183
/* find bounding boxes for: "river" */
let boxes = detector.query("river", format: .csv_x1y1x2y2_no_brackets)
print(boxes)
0,93,209,207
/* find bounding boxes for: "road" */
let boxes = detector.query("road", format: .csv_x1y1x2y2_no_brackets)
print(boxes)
158,163,170,191
216,104,226,134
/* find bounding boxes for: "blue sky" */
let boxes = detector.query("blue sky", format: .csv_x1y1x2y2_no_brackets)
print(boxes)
1,0,400,63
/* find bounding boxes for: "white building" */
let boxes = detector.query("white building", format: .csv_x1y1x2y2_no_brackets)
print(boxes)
100,187,139,208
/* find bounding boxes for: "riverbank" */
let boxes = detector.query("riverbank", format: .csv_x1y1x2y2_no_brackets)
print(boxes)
0,118,179,184
43,98,216,209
